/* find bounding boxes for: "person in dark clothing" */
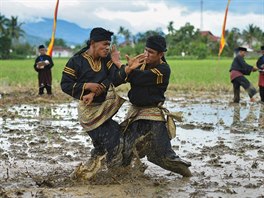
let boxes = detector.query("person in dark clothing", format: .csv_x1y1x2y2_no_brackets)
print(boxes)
257,46,264,103
113,35,192,177
61,27,145,179
34,45,54,95
229,47,258,103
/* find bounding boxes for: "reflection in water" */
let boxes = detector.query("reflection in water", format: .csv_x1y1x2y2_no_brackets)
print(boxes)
231,104,241,127
258,105,264,128
231,104,261,132
39,106,52,125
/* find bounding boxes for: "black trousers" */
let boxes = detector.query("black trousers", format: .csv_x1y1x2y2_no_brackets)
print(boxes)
39,84,52,95
123,120,181,168
232,76,257,103
88,119,122,167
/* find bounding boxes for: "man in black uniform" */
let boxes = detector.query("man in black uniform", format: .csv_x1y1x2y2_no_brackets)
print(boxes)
61,27,145,179
229,47,258,103
34,45,54,95
117,35,192,177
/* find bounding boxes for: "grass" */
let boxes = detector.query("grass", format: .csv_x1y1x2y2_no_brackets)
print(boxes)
0,58,259,92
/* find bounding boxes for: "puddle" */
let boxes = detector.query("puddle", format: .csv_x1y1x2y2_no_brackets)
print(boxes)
0,96,264,197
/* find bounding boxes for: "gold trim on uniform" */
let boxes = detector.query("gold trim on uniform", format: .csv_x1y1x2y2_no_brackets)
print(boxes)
106,60,113,69
63,66,76,77
82,52,101,72
150,68,163,84
153,68,163,84
140,63,146,70
80,83,86,100
101,83,106,89
72,83,77,97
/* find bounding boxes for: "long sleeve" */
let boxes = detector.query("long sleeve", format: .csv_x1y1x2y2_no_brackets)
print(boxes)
127,63,170,86
46,55,54,69
100,58,127,89
34,57,40,72
61,57,87,100
230,55,253,75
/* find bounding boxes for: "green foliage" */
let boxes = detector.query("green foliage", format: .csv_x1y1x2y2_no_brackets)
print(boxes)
0,14,25,59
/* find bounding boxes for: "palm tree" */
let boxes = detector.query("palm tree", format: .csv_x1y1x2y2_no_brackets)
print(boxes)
167,21,175,35
0,14,8,35
118,26,131,45
6,16,24,42
242,24,259,48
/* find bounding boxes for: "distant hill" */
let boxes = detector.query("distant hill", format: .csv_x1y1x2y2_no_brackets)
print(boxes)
21,18,92,46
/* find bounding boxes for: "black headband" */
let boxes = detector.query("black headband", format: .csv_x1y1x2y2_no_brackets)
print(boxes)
146,35,167,52
90,27,113,42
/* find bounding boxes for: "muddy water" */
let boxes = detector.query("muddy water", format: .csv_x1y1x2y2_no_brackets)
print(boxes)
0,94,264,198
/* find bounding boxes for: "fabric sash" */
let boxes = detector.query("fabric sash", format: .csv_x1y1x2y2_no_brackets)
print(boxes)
78,85,125,131
121,103,183,139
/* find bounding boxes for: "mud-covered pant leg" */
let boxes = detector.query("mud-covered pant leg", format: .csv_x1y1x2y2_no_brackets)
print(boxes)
123,120,179,166
144,121,191,176
122,121,145,166
88,119,123,167
145,121,180,166
233,76,257,100
232,80,240,103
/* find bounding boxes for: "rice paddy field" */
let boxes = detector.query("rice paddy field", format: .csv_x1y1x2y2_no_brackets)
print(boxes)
0,58,259,92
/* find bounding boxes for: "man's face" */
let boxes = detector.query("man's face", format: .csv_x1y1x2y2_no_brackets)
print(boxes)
144,47,163,64
39,48,46,55
94,40,111,58
239,50,246,57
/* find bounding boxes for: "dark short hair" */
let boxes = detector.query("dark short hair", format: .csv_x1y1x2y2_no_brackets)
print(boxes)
38,45,45,49
90,27,113,42
146,35,167,52
261,46,264,50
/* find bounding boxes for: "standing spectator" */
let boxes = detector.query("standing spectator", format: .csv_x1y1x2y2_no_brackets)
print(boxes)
34,45,54,95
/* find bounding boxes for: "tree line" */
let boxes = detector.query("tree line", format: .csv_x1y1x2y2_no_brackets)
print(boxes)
0,14,263,59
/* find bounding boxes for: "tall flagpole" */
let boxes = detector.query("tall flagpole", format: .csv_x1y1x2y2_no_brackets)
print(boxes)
47,0,59,57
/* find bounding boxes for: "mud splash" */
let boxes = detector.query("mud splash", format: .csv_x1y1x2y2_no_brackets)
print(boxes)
0,92,264,197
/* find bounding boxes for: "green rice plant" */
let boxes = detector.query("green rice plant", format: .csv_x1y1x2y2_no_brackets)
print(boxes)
0,58,259,92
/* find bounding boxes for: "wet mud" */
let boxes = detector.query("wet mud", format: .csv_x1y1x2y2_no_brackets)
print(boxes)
0,91,263,198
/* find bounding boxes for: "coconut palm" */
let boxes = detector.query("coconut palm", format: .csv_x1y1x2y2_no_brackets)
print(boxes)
6,16,24,41
0,14,8,35
242,24,259,48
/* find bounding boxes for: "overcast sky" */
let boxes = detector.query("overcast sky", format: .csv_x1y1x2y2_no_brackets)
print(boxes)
1,0,263,36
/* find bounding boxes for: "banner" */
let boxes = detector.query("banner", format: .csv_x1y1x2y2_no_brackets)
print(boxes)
218,0,231,57
47,0,59,57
